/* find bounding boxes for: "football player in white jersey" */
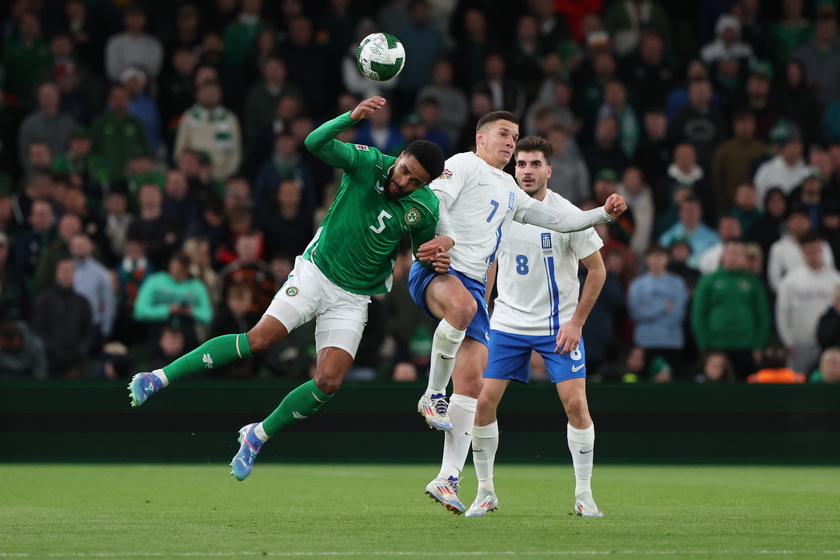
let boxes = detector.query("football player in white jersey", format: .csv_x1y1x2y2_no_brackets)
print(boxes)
409,112,626,514
466,135,606,518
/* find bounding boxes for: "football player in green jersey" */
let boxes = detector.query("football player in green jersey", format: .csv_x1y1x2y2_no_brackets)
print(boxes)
128,96,447,481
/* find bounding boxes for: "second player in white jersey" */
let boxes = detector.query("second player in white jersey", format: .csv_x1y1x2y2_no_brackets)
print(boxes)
491,190,604,337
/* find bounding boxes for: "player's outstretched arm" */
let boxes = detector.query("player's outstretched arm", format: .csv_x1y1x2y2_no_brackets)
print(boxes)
304,96,387,168
521,193,627,233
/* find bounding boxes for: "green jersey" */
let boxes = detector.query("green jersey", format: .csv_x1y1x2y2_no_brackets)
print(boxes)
303,112,440,295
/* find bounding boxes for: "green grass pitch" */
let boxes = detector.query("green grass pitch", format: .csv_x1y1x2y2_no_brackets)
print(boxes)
1,464,838,559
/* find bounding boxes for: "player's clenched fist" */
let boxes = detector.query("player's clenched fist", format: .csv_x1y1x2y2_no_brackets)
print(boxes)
604,193,627,218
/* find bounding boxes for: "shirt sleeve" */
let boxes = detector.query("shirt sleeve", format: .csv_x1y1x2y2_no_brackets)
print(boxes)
304,112,361,171
430,154,470,203
519,199,613,233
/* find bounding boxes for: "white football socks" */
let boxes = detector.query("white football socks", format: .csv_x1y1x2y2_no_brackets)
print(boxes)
472,421,499,492
424,319,466,397
567,423,595,496
152,369,169,387
437,394,476,480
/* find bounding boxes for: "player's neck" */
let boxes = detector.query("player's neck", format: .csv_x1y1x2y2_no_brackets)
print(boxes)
530,187,548,202
475,150,506,171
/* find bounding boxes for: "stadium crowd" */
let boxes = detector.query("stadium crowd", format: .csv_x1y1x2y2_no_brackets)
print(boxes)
2,0,840,385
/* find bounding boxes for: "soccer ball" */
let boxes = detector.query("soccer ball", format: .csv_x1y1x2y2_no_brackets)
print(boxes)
356,32,405,82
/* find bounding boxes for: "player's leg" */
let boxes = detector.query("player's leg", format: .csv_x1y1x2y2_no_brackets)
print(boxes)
230,267,369,481
127,315,286,407
425,338,486,513
552,345,602,517
466,377,509,517
410,264,476,430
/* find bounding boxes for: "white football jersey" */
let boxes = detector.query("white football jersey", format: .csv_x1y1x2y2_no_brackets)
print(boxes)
491,190,604,337
431,152,535,283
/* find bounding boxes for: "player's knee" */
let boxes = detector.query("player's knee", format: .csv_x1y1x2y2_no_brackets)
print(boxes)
563,394,589,421
245,330,271,355
449,295,477,328
313,373,342,395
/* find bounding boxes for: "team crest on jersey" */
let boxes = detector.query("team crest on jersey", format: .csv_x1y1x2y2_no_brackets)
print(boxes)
541,233,552,249
285,286,300,297
404,207,421,226
439,169,453,180
354,144,370,151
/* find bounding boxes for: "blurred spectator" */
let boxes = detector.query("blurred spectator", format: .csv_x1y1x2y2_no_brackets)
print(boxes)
664,59,717,120
580,257,626,373
158,47,199,143
746,345,805,382
62,186,105,250
668,78,727,173
222,0,272,71
776,230,840,374
102,189,132,264
659,195,720,269
177,149,223,206
769,0,814,66
791,4,840,109
697,216,743,274
768,205,835,292
122,67,161,158
0,232,30,321
602,0,671,57
711,109,766,214
809,346,840,383
133,251,213,352
90,84,149,185
753,123,808,204
525,80,577,138
254,131,316,227
621,31,677,113
161,169,202,240
105,5,163,85
18,82,77,174
262,179,314,260
780,60,821,149
114,237,151,346
628,244,689,378
597,80,639,158
700,14,755,69
69,232,114,348
787,168,826,229
52,127,104,212
546,127,590,205
53,57,92,127
174,81,242,182
346,295,387,381
33,212,82,296
0,10,52,110
633,107,672,189
583,115,628,180
216,231,275,314
277,15,329,119
146,325,187,372
63,0,108,75
728,183,762,240
244,55,303,143
32,258,95,379
576,51,618,144
745,187,787,260
183,237,218,307
593,343,645,383
471,52,527,120
0,316,47,380
820,201,840,266
507,14,545,105
208,284,261,379
452,8,500,93
13,199,56,285
416,57,469,148
353,102,405,157
617,166,653,259
666,235,701,294
127,183,182,271
124,153,165,211
692,350,736,383
415,98,452,156
691,240,770,379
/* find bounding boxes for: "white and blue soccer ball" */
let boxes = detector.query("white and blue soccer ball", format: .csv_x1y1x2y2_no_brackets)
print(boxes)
356,32,405,82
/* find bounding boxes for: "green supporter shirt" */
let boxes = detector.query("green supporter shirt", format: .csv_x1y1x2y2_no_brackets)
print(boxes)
89,112,149,184
303,112,440,296
690,268,770,352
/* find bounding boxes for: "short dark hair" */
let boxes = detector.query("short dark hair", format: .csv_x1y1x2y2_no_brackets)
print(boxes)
476,111,518,133
404,140,445,183
800,230,823,245
515,136,553,160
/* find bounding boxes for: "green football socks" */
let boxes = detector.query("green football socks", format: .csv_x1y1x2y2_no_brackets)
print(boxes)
262,379,334,436
162,333,253,382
